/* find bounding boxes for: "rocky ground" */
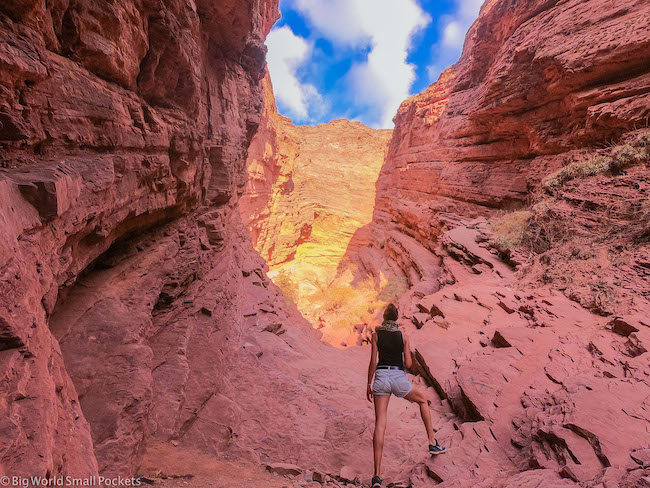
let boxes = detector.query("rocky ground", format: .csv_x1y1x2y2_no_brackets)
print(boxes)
130,214,650,488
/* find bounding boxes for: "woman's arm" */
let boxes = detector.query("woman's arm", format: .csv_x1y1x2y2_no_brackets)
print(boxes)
367,333,378,402
403,332,413,370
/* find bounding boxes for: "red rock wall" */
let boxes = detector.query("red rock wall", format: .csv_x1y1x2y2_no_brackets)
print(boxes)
339,2,650,485
375,0,650,245
1,0,648,484
240,75,393,344
239,74,301,267
0,0,278,477
241,75,392,268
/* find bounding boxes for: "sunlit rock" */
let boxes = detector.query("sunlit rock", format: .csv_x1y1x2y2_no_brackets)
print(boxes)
240,75,393,345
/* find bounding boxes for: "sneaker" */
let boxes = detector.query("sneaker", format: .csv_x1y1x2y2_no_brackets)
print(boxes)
371,475,382,487
429,440,447,455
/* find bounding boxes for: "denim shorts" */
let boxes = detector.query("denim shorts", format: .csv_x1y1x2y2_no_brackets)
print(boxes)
372,368,413,398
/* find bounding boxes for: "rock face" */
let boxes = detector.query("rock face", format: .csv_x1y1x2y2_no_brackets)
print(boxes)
390,221,650,488
375,0,650,234
346,0,650,321
0,1,440,483
337,0,650,486
240,76,392,345
0,0,279,477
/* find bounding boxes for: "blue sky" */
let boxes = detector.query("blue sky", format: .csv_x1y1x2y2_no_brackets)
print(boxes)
266,0,483,129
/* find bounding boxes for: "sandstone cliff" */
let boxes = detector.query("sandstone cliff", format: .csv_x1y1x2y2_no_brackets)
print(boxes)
337,0,650,486
240,77,393,345
0,0,279,476
374,0,650,241
350,0,650,316
0,2,432,483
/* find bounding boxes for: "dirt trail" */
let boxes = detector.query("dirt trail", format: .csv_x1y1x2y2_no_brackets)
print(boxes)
139,444,300,488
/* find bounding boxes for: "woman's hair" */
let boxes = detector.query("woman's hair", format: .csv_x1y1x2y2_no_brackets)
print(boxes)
383,303,398,321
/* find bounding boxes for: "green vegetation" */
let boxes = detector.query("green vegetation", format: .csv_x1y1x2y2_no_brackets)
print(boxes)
543,130,650,192
542,155,611,191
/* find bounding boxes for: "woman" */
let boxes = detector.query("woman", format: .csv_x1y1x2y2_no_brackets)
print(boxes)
366,303,446,488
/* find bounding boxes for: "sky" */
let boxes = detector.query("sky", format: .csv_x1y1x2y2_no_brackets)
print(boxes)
266,0,484,129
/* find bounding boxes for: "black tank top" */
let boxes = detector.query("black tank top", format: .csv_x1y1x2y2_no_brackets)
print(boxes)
377,330,404,368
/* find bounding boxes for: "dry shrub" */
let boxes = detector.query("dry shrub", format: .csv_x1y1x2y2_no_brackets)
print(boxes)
377,276,409,302
543,155,611,191
610,144,647,173
635,129,650,147
636,196,650,241
525,202,570,253
489,211,532,250
309,280,377,330
490,203,568,255
309,276,409,332
273,270,299,306
312,285,351,312
543,133,649,192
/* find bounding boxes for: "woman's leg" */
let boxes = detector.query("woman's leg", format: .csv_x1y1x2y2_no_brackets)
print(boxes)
373,394,391,477
404,387,436,444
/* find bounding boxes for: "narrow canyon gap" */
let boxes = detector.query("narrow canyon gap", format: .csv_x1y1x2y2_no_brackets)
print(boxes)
240,74,394,346
0,1,649,488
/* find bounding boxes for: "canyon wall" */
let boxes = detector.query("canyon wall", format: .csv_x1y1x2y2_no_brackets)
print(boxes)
240,77,393,345
0,0,648,486
0,2,429,483
336,0,650,486
375,0,650,236
0,0,280,477
357,0,650,313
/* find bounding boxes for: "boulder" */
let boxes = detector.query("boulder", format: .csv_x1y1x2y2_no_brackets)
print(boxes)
608,317,639,337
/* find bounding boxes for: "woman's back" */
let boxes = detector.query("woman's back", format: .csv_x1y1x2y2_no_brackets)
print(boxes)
369,304,446,488
376,329,403,368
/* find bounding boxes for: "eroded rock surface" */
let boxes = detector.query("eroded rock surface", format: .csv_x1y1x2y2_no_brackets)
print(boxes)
0,0,279,476
1,0,649,486
378,0,650,219
336,0,650,486
240,76,392,345
397,221,649,487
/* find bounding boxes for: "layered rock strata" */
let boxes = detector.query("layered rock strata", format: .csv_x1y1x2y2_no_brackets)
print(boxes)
347,0,650,318
0,0,279,476
1,0,649,486
390,221,650,488
240,77,392,344
374,0,650,241
338,0,650,485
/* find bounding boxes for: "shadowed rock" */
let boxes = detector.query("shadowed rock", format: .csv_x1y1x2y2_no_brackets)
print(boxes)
608,317,640,337
491,331,513,348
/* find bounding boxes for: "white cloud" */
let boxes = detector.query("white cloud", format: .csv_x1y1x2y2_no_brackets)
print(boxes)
289,0,430,129
441,20,464,48
428,0,483,81
291,0,368,46
266,26,322,121
267,0,480,128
